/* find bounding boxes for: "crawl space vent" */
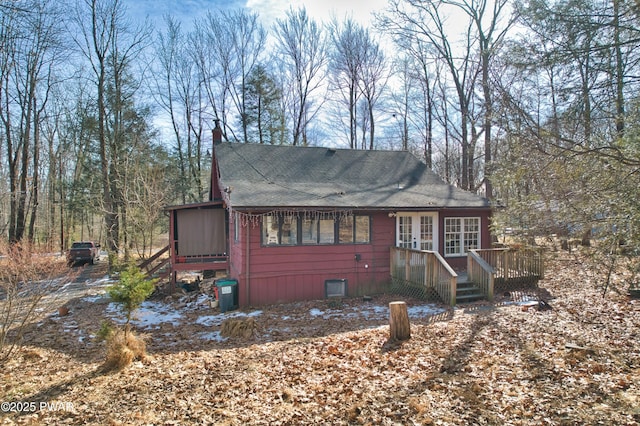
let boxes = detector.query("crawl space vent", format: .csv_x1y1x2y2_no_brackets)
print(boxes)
325,279,347,298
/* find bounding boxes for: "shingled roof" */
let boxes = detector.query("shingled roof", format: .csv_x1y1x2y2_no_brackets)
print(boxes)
214,142,490,210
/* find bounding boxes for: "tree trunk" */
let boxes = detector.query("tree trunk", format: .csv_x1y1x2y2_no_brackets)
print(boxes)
28,106,40,242
613,0,625,138
481,42,493,200
389,301,411,341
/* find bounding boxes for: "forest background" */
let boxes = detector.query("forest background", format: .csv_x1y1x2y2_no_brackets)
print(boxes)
1,0,639,271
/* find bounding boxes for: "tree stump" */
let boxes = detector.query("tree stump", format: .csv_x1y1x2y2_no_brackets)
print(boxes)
389,301,411,341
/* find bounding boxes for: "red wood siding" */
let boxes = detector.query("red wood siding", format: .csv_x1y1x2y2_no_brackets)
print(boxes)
169,207,492,304
228,211,246,301
232,211,395,306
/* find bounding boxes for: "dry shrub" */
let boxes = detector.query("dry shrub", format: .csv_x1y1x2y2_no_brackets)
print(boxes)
0,240,77,365
220,317,257,339
346,404,362,423
21,348,44,361
103,327,147,371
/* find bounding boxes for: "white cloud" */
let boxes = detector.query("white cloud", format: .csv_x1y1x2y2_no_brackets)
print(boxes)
245,0,388,27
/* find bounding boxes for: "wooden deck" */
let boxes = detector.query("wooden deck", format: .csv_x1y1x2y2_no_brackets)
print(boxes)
390,247,457,306
390,247,544,306
468,247,544,301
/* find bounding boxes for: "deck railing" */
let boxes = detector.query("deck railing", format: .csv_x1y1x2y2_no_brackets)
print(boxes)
469,247,544,297
471,247,545,281
467,250,496,301
390,247,457,306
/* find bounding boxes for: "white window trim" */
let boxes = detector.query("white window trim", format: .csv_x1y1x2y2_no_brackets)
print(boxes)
444,217,481,257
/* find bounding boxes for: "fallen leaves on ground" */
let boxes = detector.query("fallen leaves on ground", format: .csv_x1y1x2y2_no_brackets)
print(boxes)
1,249,639,425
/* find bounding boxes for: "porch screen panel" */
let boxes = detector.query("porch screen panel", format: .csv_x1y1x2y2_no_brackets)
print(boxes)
176,209,226,256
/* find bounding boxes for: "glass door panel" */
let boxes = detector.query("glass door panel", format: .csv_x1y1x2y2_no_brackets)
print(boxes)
397,213,438,251
398,215,413,248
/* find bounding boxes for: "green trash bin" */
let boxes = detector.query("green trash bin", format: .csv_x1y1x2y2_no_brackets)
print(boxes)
215,279,238,313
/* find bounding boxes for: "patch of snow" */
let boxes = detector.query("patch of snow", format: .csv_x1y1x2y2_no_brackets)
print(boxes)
106,300,183,330
87,275,115,287
308,308,343,319
184,293,213,309
82,294,107,303
501,294,539,306
198,331,227,342
356,305,389,320
407,304,447,317
196,310,263,327
307,303,444,321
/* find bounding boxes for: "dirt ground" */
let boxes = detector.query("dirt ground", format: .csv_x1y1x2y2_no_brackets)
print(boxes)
1,250,639,425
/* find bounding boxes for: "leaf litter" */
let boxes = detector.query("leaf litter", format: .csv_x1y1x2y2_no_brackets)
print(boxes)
1,250,639,425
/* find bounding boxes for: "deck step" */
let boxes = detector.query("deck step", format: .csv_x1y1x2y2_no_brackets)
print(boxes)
456,279,484,303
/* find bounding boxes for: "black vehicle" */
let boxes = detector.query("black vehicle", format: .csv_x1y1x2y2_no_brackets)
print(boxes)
67,241,100,265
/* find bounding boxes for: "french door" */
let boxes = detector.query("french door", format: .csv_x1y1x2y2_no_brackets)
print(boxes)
396,213,438,251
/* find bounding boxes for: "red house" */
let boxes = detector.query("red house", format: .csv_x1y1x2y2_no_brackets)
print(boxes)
166,122,492,307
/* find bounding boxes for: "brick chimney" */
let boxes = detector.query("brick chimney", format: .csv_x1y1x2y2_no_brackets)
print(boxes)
210,119,223,201
212,119,222,144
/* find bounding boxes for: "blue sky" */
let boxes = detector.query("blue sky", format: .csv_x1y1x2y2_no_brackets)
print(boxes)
126,0,388,29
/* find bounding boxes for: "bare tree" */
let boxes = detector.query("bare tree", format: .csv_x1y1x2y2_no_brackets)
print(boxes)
388,57,412,152
327,17,365,149
445,0,515,199
72,0,151,255
380,0,480,190
393,50,437,166
189,18,222,132
433,65,458,185
413,50,436,168
122,144,170,258
196,10,266,143
0,0,63,243
155,16,207,203
274,7,328,146
380,0,514,193
358,28,389,150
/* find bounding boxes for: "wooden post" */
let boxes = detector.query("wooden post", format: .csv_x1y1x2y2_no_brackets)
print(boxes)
424,252,431,288
450,276,457,306
404,249,410,281
389,301,411,341
503,249,509,280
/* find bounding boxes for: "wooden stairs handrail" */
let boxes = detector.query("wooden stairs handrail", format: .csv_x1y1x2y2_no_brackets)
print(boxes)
147,256,170,277
138,245,170,270
137,245,171,285
153,269,171,280
468,250,496,302
468,250,495,274
430,250,458,277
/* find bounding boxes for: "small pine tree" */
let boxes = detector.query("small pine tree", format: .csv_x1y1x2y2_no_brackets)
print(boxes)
103,264,156,371
107,263,156,336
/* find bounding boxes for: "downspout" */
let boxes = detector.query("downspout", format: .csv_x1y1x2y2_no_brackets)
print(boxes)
168,209,177,292
245,218,250,306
